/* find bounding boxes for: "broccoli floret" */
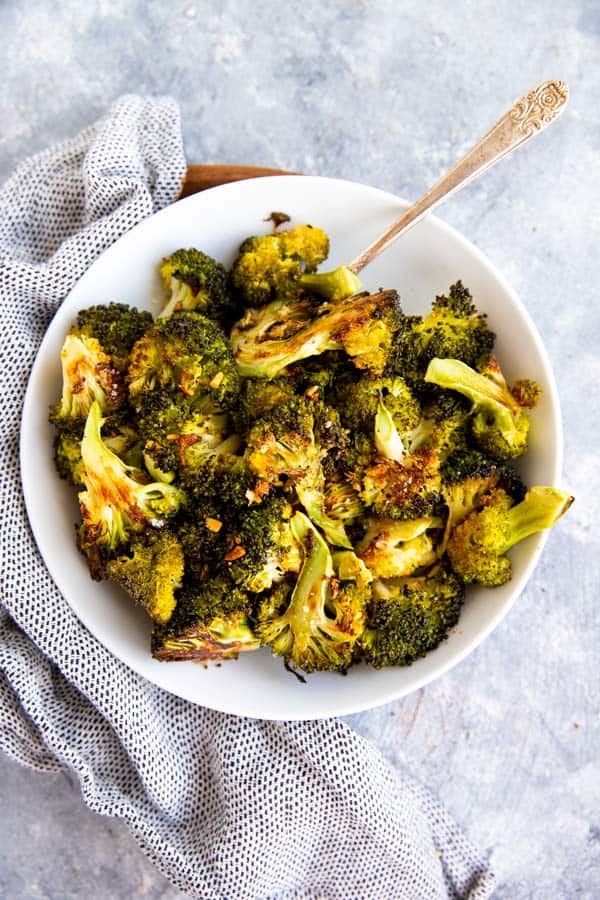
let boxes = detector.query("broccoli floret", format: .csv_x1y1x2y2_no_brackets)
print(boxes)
78,401,185,558
357,515,444,580
159,248,236,326
128,312,240,410
231,289,402,379
392,282,495,386
441,449,526,530
359,565,465,668
425,356,541,460
244,398,352,547
230,225,330,306
53,429,86,485
223,497,302,593
333,374,421,434
360,449,443,521
74,303,154,371
323,476,365,528
50,333,124,427
151,579,259,661
230,376,297,434
137,390,238,479
447,486,573,587
256,512,366,673
105,531,184,624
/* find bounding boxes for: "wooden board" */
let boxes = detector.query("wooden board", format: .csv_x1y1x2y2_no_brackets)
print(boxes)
180,164,294,198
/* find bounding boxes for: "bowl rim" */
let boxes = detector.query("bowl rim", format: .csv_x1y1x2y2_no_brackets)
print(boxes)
20,174,564,719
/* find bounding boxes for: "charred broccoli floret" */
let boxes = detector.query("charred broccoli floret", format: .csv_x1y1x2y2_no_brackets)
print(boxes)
223,497,302,593
333,374,421,436
392,281,495,387
50,333,124,426
105,531,184,624
159,248,236,326
230,376,296,434
357,516,444,580
244,398,352,547
73,303,153,371
78,402,185,559
256,512,366,673
128,311,240,410
359,565,465,667
441,449,526,530
361,448,443,521
447,486,573,587
151,579,259,661
137,390,238,480
230,225,330,306
231,289,402,379
425,356,541,460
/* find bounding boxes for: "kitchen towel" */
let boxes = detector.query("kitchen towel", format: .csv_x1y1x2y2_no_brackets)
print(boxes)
0,94,495,900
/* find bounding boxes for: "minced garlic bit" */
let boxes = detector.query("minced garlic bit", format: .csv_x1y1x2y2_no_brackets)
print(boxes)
210,371,225,389
224,545,246,561
205,517,223,533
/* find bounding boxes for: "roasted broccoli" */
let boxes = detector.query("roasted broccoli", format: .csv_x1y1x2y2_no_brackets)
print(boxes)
425,356,541,460
230,224,330,306
357,515,444,580
128,311,240,409
151,579,259,661
223,497,302,593
230,376,296,435
73,303,154,371
137,390,238,480
359,565,465,667
231,289,402,379
53,428,86,485
441,449,526,531
244,398,352,547
256,512,367,673
360,448,443,521
78,402,185,560
447,486,573,587
50,333,124,426
159,248,236,326
392,281,495,387
105,531,184,624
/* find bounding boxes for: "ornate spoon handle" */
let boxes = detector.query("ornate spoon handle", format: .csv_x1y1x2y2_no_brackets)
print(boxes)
347,80,569,275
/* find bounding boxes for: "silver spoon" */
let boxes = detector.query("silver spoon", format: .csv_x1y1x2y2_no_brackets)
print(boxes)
346,79,569,275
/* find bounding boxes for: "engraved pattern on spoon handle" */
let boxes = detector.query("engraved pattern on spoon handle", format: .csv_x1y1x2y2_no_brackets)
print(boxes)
347,80,569,274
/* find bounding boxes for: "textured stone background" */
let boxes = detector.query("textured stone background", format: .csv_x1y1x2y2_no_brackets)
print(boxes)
1,0,598,897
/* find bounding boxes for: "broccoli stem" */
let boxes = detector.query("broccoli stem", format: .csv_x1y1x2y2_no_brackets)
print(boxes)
299,266,362,302
425,357,519,434
503,486,573,551
374,397,406,462
287,512,333,622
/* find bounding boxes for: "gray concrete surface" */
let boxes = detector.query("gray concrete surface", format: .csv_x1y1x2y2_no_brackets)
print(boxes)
1,0,599,897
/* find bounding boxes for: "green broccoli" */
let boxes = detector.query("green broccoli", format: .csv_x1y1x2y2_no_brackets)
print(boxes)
230,376,296,435
53,428,86,485
256,512,366,673
425,356,541,460
244,398,352,547
223,497,302,593
357,515,444,580
50,333,124,427
159,248,236,326
447,486,573,587
137,390,239,480
359,565,465,667
128,311,240,410
105,531,184,623
73,303,154,371
230,289,402,379
78,401,185,558
151,579,259,661
441,449,526,531
360,448,443,521
230,225,330,306
392,281,495,387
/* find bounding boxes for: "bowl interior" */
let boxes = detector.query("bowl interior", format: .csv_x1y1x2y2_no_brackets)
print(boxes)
21,175,562,720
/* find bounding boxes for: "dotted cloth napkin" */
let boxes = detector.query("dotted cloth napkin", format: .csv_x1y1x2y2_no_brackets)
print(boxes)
0,95,495,900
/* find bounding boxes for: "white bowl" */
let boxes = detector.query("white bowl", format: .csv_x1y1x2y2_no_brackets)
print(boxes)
21,176,563,720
